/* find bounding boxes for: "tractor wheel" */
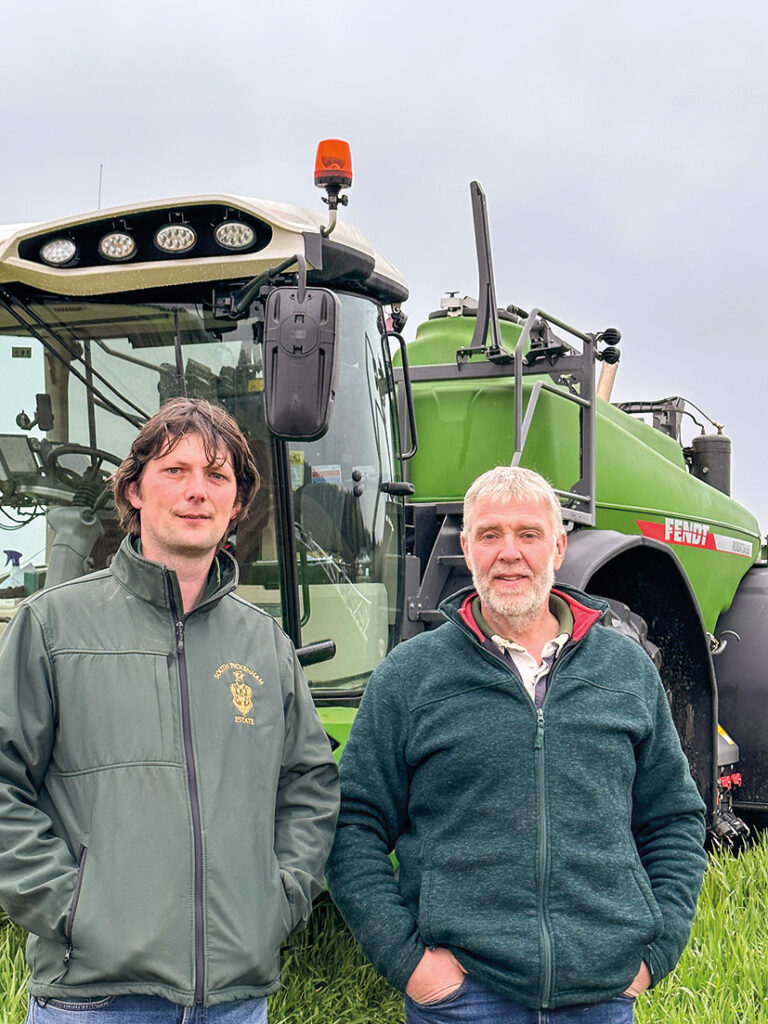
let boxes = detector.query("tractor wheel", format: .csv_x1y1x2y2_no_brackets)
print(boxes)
599,597,662,671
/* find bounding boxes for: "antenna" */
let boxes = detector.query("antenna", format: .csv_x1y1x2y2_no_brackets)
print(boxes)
97,164,104,210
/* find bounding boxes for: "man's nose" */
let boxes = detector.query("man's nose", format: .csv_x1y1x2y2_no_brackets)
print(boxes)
185,470,209,500
497,535,522,561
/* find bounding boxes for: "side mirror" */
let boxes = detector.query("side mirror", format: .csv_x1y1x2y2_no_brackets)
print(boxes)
15,393,54,433
263,287,341,440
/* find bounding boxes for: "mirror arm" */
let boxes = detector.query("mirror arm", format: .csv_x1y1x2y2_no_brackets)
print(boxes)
295,639,336,667
231,254,308,317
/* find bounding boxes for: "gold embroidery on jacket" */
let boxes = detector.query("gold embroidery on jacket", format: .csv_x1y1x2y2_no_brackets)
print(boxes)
231,678,253,717
214,662,264,725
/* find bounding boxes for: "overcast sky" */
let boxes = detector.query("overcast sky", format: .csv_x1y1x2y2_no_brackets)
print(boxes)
2,0,767,535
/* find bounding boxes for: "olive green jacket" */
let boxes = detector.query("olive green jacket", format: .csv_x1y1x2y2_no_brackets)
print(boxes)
0,538,339,1006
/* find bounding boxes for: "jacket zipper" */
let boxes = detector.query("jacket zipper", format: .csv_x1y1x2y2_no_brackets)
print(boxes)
171,592,206,1006
58,843,88,979
534,707,553,1007
458,619,583,1008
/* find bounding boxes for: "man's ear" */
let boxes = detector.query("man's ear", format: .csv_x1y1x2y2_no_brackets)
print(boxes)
553,530,567,571
127,480,143,511
460,531,472,572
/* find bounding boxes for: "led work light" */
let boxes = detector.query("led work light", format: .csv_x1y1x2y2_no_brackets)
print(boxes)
214,221,256,251
39,238,77,266
154,223,197,253
98,232,137,261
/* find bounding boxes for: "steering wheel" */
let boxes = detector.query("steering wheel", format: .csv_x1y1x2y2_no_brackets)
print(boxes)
41,444,123,496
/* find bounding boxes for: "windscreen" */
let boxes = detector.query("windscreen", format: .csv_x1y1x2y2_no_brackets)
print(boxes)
0,289,402,692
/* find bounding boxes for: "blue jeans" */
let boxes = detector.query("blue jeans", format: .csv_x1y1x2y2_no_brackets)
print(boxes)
26,995,268,1024
405,975,634,1023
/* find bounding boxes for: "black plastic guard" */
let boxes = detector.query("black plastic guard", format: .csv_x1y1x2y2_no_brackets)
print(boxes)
714,566,768,810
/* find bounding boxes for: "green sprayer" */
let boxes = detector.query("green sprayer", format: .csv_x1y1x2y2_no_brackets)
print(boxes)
0,140,762,842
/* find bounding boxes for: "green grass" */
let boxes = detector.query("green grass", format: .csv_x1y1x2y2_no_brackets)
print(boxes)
638,836,768,1024
0,914,28,1024
3,840,768,1022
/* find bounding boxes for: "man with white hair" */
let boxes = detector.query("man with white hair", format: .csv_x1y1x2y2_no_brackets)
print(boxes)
327,466,706,1023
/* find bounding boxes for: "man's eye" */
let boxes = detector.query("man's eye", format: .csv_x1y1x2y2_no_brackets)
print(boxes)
166,467,181,474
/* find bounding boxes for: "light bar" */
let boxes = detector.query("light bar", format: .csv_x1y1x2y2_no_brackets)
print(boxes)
214,221,256,251
154,223,197,253
39,238,77,266
98,231,137,262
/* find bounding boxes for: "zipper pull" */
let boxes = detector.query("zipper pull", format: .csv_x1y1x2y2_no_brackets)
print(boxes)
534,707,545,750
176,621,185,653
49,941,74,985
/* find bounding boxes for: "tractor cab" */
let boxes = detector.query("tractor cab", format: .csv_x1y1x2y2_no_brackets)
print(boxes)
0,144,412,701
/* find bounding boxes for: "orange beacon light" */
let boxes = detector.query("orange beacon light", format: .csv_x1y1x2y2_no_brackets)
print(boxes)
314,139,353,189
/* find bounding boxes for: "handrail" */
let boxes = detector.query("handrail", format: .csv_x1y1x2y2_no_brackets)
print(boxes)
389,332,418,460
510,307,596,526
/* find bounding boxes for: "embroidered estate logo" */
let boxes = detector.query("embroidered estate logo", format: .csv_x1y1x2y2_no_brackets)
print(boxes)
213,662,264,725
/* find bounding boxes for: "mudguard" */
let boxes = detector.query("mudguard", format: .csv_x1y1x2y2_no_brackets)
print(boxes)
559,530,718,819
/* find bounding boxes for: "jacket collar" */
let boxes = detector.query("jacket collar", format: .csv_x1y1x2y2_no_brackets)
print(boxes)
109,535,238,613
443,583,605,646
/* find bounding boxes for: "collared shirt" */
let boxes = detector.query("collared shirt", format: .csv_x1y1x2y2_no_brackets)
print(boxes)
471,593,573,707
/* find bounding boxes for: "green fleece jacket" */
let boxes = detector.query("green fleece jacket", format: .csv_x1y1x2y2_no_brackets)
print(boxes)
326,584,706,1010
0,537,339,1007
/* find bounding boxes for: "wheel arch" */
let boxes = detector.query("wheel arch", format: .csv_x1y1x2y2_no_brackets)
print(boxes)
558,530,718,817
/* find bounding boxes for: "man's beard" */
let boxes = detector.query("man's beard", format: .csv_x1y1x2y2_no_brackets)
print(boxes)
472,557,556,628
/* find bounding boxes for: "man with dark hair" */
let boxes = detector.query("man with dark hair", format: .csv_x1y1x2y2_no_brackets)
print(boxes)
327,466,706,1024
111,397,260,540
0,398,339,1022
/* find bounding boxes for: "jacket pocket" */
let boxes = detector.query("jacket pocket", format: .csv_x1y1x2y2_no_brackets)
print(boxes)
205,848,293,990
48,841,89,984
548,851,663,997
630,863,663,934
279,869,307,934
65,843,89,946
52,652,180,769
416,868,435,948
56,801,193,991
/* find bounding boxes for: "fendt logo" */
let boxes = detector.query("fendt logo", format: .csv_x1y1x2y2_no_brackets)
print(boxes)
636,517,753,558
664,519,709,546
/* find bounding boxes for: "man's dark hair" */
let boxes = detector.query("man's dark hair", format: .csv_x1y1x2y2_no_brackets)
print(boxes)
111,398,259,537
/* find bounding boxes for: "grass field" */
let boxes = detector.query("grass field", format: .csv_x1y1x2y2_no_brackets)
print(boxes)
3,839,768,1023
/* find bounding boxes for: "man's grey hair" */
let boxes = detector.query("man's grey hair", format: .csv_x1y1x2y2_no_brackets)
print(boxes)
462,466,564,537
